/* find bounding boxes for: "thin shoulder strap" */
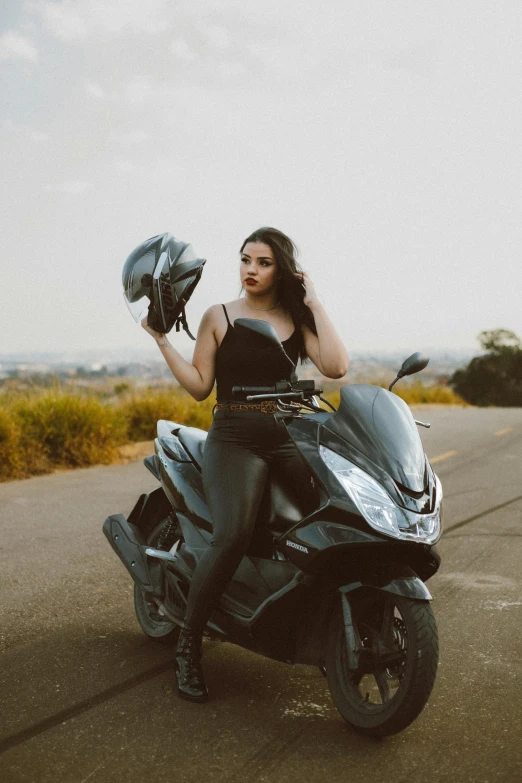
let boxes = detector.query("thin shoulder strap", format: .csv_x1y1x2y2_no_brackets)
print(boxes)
221,304,231,326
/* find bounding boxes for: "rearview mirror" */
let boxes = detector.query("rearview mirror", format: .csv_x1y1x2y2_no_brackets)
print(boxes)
234,318,296,374
389,352,430,392
234,318,282,346
400,352,430,377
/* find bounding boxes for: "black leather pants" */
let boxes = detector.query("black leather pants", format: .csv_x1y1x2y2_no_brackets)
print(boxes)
183,409,314,635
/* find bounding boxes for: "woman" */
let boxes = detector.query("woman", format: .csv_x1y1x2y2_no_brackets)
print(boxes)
141,226,349,702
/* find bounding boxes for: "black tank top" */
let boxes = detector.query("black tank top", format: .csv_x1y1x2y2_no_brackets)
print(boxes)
215,304,300,402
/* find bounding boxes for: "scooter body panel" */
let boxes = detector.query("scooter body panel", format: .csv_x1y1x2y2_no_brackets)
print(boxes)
103,382,442,670
103,514,153,591
102,339,443,735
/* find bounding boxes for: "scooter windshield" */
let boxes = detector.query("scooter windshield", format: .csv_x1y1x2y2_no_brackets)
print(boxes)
324,384,426,492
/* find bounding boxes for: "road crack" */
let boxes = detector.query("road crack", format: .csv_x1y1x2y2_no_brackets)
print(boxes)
445,494,522,534
0,659,172,754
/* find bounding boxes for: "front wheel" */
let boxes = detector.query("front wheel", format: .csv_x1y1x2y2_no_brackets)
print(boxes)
326,592,438,737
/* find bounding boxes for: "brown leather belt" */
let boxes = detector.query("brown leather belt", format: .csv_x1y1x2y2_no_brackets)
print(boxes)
214,400,278,414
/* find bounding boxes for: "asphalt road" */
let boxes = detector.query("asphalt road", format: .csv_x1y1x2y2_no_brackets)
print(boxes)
1,406,521,783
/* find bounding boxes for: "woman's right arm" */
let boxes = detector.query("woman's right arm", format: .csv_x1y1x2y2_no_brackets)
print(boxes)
141,305,219,402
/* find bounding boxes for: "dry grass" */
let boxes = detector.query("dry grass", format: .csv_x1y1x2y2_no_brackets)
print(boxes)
0,407,24,478
0,383,217,481
118,387,215,441
391,381,466,405
1,389,128,480
323,381,466,408
0,379,463,482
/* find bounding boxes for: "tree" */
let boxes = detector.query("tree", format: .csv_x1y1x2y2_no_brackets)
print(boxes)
478,329,521,352
450,329,522,406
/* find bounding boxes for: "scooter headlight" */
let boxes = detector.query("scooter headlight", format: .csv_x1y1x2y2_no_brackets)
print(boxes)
319,446,441,544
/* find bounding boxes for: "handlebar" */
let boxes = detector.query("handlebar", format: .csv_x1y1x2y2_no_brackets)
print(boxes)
231,379,336,413
231,379,321,399
231,386,278,395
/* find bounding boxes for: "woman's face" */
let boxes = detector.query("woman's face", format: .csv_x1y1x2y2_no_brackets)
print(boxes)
240,241,279,294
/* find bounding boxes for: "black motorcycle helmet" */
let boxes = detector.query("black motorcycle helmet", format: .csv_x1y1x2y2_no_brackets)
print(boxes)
122,233,206,339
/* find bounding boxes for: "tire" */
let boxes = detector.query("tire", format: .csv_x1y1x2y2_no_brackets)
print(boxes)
133,517,183,645
325,592,438,737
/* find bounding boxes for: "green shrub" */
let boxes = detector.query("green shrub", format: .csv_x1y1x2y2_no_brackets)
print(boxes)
450,329,522,406
114,382,131,395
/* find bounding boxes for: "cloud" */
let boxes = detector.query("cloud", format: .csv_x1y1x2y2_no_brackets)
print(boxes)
118,130,149,147
123,76,212,111
123,75,183,108
217,61,246,78
124,76,154,108
383,44,436,77
37,2,88,41
28,130,49,142
3,119,48,141
170,38,197,63
0,31,38,62
113,158,138,174
85,80,107,99
200,23,231,51
45,180,94,195
35,0,172,40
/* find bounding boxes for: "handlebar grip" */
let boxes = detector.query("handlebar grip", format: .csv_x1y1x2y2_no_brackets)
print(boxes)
232,385,275,395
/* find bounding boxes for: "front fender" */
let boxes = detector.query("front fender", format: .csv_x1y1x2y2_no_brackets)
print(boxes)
339,571,432,601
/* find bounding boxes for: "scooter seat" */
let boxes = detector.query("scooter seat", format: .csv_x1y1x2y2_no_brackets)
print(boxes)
177,427,207,468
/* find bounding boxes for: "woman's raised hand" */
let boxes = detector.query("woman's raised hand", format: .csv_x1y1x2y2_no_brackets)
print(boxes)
295,270,320,309
141,315,166,341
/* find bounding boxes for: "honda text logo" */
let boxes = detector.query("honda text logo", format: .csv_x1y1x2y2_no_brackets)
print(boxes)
285,540,309,554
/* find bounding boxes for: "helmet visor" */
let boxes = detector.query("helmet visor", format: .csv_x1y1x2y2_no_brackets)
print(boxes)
122,247,157,323
123,292,150,323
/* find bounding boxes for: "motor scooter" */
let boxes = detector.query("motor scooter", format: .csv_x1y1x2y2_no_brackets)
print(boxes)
103,319,442,737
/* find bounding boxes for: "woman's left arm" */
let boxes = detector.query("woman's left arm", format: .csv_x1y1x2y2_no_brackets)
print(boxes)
297,270,349,379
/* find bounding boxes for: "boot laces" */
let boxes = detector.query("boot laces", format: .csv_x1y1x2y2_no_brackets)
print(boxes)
178,633,202,671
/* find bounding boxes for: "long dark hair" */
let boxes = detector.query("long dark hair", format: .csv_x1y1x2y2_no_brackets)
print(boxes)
239,227,317,363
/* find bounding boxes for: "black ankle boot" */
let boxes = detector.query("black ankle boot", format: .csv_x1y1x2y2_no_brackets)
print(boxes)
175,628,208,703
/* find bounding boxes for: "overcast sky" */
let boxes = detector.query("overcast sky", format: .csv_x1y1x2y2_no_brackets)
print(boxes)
1,0,520,359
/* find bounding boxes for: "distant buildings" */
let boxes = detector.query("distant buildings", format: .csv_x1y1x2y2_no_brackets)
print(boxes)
0,349,472,390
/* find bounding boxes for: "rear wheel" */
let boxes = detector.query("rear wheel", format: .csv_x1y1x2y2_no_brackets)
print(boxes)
133,515,183,645
326,592,438,737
